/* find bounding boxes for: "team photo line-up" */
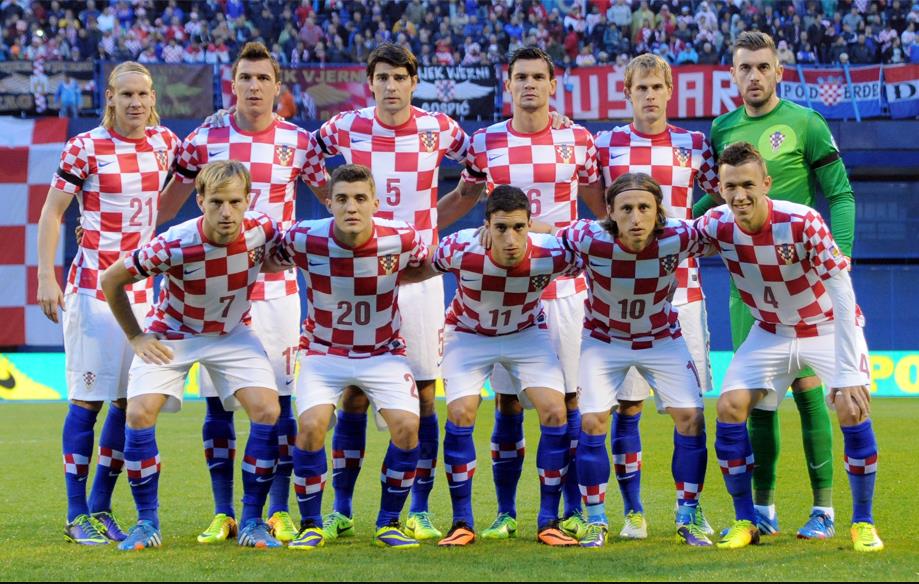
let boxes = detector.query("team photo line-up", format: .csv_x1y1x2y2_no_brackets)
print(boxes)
36,32,881,553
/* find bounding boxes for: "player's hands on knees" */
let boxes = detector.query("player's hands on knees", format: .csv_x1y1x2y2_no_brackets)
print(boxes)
476,225,492,249
549,111,572,129
75,224,84,245
829,385,871,421
130,333,175,365
36,277,65,323
204,107,233,127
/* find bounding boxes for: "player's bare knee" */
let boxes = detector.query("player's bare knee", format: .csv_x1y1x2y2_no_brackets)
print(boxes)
71,399,103,413
497,393,523,415
296,416,327,451
111,398,127,410
247,398,280,425
417,380,437,417
716,394,749,424
671,407,705,436
340,386,371,413
537,400,567,427
792,375,822,392
389,419,420,450
617,399,644,417
447,401,477,427
581,412,608,435
125,405,155,429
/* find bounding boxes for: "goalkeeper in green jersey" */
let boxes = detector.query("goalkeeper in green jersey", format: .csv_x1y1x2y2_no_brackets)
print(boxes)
694,31,856,541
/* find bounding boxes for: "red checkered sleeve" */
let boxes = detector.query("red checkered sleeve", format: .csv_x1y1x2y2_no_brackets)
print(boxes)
577,128,600,185
459,128,488,184
298,129,329,188
52,135,90,194
696,135,719,195
406,225,427,268
174,127,204,183
316,112,347,158
432,232,468,273
803,210,849,280
445,116,471,163
125,233,179,280
275,220,315,271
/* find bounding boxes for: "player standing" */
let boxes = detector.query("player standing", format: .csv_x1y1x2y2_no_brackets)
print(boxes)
157,42,328,544
36,62,179,545
694,31,857,539
437,46,605,540
697,143,881,553
272,165,427,550
313,44,469,542
594,53,719,540
558,173,713,548
100,161,285,550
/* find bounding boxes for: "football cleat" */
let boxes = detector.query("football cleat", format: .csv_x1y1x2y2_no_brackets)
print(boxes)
537,520,579,546
619,511,648,539
117,520,161,551
288,521,325,551
406,511,443,540
693,504,716,536
91,511,127,542
754,507,780,536
64,514,109,546
559,510,589,541
675,506,713,547
267,511,298,543
579,523,609,548
322,511,355,541
797,511,836,540
850,522,884,552
373,521,420,549
480,513,518,540
196,513,238,544
238,519,282,548
716,519,760,550
438,522,476,546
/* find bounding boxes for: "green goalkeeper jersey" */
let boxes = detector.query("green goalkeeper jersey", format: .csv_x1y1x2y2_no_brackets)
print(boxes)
693,99,855,256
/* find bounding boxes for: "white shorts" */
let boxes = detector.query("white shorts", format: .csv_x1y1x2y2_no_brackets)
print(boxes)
399,277,445,381
63,293,151,402
442,326,566,404
618,299,713,410
491,291,585,396
578,333,704,415
295,352,420,418
721,325,871,411
127,325,278,413
199,294,301,402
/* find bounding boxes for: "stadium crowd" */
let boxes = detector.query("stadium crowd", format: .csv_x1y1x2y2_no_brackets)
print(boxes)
2,0,919,69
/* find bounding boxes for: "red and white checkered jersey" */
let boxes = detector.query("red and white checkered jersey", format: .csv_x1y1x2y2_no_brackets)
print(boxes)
433,230,582,336
695,199,861,338
595,124,719,306
276,217,426,358
316,106,469,247
124,211,280,339
460,120,600,300
174,117,328,301
51,125,180,304
558,218,710,349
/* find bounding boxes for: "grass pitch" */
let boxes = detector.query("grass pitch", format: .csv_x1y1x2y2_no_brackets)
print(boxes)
1,399,917,581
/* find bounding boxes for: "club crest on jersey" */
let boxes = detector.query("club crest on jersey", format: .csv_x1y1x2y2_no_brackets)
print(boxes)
249,247,265,266
154,149,169,171
275,145,294,166
379,254,399,275
419,130,438,153
674,147,690,167
661,254,679,274
769,131,786,153
530,274,551,290
777,243,797,265
555,143,574,164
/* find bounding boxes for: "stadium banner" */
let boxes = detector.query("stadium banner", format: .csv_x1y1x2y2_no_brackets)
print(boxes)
0,117,67,347
779,65,883,119
220,64,374,121
883,63,919,119
500,64,742,120
4,351,919,402
0,61,94,115
413,65,497,120
101,62,213,119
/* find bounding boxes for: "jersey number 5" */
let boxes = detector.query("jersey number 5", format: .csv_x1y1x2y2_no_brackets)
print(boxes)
386,178,401,206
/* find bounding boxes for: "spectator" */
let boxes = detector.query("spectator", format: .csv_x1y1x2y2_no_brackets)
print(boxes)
676,42,699,64
904,22,917,46
656,5,677,36
843,6,864,33
797,41,818,64
631,1,655,40
607,0,632,31
850,33,877,63
885,37,907,62
276,83,297,118
576,43,597,66
698,41,720,64
55,74,80,118
564,5,587,35
777,39,797,65
161,38,183,63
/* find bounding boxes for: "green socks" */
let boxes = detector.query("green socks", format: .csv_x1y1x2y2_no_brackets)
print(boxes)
793,386,834,508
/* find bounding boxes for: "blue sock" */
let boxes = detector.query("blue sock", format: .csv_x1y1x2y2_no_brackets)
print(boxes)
443,420,477,528
331,411,366,518
611,411,643,515
240,421,278,526
292,446,327,527
63,404,98,522
409,413,439,514
268,396,296,516
202,397,235,517
490,409,525,518
88,404,126,514
576,431,610,525
537,424,570,529
377,442,420,528
715,420,755,521
124,426,161,529
562,408,583,518
842,419,878,524
673,429,707,509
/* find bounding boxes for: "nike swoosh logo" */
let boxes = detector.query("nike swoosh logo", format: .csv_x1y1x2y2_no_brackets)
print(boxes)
610,152,628,160
415,478,434,486
460,276,476,282
487,154,504,162
207,462,224,470
131,477,153,486
184,267,202,275
255,476,274,483
108,471,121,477
0,372,14,389
77,476,87,483
98,160,113,168
332,471,344,477
208,149,226,157
285,379,294,386
387,488,410,494
588,260,607,268
808,460,830,470
308,261,323,267
448,483,465,489
296,495,319,503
